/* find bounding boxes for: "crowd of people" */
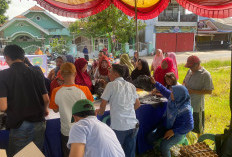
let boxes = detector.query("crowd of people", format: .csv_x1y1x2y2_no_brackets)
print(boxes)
0,45,214,157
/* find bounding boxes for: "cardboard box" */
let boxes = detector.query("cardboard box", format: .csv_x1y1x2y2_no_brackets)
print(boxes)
13,142,45,157
0,149,7,157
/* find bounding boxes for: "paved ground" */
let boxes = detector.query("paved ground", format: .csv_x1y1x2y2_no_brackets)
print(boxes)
140,50,231,65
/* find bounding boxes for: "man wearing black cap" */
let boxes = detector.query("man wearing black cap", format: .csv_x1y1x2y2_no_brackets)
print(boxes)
183,55,214,137
67,99,125,157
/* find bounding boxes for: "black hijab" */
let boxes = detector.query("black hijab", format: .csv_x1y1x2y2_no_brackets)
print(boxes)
122,65,132,83
131,59,150,81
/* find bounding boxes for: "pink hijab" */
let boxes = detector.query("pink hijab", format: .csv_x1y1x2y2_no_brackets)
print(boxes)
166,52,179,79
152,50,164,72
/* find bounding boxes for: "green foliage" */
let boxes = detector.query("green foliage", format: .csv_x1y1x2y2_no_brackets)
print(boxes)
69,5,146,53
50,37,70,55
0,0,9,24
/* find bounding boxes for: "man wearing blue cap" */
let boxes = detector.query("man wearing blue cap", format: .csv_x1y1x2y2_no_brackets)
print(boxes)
67,99,125,157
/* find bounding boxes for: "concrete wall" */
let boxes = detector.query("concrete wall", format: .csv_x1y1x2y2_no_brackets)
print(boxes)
3,21,43,38
145,19,155,44
25,12,64,29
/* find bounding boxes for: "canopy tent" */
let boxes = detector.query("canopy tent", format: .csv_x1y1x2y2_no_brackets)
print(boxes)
34,0,170,20
34,0,232,19
176,0,232,18
34,0,232,57
33,0,232,128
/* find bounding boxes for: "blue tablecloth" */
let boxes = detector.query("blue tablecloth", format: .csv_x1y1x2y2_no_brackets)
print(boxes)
97,104,167,154
0,103,166,156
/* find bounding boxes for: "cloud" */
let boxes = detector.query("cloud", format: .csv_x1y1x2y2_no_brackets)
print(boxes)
5,0,76,21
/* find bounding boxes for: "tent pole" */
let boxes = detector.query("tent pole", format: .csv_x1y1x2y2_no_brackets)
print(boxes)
230,45,232,131
135,0,139,56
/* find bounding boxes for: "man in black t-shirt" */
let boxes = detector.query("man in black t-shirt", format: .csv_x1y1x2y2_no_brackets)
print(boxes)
0,45,50,157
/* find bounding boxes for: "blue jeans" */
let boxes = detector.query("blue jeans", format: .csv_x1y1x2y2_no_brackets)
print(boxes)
7,121,46,157
147,126,185,157
114,128,138,157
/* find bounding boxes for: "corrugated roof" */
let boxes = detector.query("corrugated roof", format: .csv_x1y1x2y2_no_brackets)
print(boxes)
15,15,27,19
211,18,232,30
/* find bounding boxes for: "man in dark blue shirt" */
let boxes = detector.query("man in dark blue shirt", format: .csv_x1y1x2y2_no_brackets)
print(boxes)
83,46,89,61
0,45,49,157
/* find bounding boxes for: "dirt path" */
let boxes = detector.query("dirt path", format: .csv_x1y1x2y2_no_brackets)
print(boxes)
140,50,231,65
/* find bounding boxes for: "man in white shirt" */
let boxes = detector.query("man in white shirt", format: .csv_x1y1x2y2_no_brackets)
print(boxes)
97,64,141,157
68,99,125,157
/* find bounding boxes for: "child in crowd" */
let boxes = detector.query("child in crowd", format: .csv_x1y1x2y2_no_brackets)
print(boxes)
147,77,194,157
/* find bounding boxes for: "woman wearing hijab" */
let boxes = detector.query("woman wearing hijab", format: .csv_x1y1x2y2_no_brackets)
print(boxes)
147,78,193,157
50,71,64,94
165,52,179,79
131,59,150,81
151,49,164,72
48,56,66,81
120,53,134,75
94,55,111,83
152,72,179,96
75,58,93,92
154,58,177,86
122,65,132,83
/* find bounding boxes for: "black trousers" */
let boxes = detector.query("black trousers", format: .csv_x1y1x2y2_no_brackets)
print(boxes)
61,134,70,157
84,55,89,61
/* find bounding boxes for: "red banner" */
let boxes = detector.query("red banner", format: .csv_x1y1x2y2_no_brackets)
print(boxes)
176,0,232,18
33,0,169,20
33,0,232,19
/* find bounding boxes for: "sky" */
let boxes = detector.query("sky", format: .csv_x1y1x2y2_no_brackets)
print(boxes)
5,0,77,21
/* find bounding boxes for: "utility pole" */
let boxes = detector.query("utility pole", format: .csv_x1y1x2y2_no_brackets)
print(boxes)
135,0,139,56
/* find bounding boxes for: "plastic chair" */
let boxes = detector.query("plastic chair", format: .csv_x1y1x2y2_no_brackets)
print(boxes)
197,133,216,150
198,134,216,143
102,115,110,124
178,136,189,145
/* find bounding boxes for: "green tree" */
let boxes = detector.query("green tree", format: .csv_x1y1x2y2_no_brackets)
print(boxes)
50,37,70,55
0,0,9,25
69,5,146,54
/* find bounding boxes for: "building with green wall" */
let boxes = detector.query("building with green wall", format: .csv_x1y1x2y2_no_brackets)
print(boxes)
0,6,71,54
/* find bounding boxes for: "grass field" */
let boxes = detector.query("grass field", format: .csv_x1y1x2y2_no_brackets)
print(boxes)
178,60,231,135
139,60,231,156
